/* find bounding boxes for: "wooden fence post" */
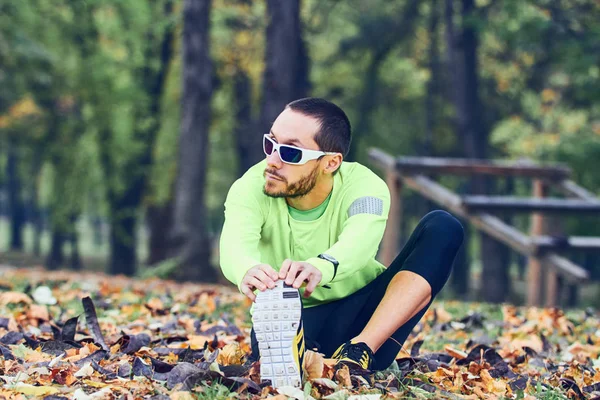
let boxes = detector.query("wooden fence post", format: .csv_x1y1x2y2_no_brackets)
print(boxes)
527,179,547,306
381,169,402,267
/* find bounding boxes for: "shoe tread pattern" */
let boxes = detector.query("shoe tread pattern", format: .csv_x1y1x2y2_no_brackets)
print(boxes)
253,281,302,388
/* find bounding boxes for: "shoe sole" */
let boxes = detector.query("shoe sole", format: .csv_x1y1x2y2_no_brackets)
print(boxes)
252,280,303,388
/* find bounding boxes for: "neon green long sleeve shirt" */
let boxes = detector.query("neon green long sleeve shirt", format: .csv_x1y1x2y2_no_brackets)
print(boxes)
219,160,391,308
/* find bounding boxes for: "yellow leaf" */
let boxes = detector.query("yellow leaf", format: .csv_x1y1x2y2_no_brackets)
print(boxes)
82,379,108,388
187,335,213,350
216,342,245,366
13,383,60,396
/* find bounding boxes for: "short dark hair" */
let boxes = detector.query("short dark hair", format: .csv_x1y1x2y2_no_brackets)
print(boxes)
286,97,352,158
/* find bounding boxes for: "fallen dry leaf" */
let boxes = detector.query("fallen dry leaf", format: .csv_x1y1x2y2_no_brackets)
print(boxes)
334,364,352,388
217,342,245,365
0,291,32,306
445,345,468,359
303,350,325,380
0,266,598,399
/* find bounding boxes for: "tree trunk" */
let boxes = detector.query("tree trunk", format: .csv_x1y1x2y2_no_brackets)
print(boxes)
46,230,65,270
446,0,508,302
257,0,307,158
450,222,471,299
233,69,255,176
146,200,173,265
480,232,510,302
30,152,44,257
7,139,25,251
347,51,385,162
69,214,82,270
99,1,174,276
31,201,42,257
424,0,440,157
108,200,137,276
444,2,471,299
170,0,217,282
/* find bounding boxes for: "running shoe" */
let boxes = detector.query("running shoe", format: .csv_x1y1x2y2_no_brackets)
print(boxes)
252,280,305,388
331,340,374,370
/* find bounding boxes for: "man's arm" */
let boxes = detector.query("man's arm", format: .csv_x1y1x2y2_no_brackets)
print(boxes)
219,179,265,289
306,182,391,286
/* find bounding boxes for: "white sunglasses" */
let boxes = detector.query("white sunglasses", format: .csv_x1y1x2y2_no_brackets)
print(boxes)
263,134,337,165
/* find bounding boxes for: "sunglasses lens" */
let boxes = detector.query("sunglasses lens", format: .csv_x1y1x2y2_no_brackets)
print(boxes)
280,146,303,164
263,136,274,155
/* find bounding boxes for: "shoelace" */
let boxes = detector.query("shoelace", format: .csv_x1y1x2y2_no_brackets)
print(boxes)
343,342,372,367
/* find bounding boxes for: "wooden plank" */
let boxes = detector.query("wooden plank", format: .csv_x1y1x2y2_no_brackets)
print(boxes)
369,148,397,170
400,174,532,254
542,254,589,281
556,180,598,201
390,174,589,283
394,156,571,179
527,180,547,307
533,236,600,252
462,196,600,214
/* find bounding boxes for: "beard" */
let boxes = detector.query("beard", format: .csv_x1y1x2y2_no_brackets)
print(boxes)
263,165,320,199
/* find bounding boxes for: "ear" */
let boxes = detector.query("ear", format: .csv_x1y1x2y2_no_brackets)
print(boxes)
323,154,343,175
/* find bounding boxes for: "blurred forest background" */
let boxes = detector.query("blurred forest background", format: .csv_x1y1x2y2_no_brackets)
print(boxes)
1,0,599,306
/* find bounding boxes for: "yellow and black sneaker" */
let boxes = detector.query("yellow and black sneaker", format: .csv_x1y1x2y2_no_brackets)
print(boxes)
331,340,374,370
252,280,305,388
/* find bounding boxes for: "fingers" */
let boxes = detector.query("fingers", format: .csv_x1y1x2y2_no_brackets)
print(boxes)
259,264,280,282
303,271,322,298
240,284,256,302
242,262,324,301
245,276,266,291
279,259,292,280
285,262,301,285
255,269,276,289
292,269,311,289
241,273,268,302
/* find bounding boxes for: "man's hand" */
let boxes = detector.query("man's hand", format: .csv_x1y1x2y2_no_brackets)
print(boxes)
241,264,279,301
279,259,322,298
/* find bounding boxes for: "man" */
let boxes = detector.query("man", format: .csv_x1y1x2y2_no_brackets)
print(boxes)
220,98,464,388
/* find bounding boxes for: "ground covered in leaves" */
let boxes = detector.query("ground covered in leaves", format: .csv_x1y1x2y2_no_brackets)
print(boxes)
0,266,599,400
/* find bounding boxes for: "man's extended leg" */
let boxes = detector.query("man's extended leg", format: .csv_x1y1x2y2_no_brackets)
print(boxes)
313,210,463,369
351,270,431,353
341,210,463,368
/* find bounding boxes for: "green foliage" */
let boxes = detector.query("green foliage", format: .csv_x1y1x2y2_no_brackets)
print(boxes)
2,0,599,274
194,381,239,399
482,0,600,195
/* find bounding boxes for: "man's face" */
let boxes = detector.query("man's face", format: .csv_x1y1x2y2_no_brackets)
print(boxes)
263,108,324,198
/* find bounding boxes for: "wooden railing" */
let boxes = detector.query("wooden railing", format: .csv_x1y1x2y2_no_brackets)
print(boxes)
368,148,598,307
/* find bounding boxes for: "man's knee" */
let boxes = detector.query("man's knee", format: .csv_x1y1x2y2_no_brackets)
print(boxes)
422,210,464,248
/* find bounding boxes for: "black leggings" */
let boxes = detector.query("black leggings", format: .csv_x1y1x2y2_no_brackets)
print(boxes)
250,210,464,370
